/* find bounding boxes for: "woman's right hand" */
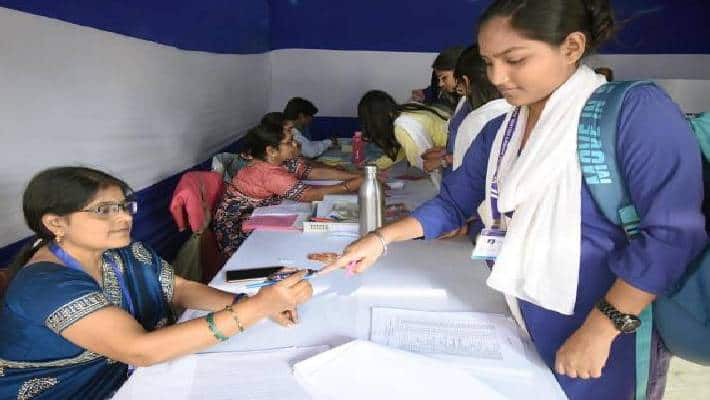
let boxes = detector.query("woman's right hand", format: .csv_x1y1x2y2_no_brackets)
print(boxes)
346,176,364,191
253,271,313,320
319,233,385,275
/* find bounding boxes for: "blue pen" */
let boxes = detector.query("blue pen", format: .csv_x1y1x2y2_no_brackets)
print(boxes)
245,269,318,289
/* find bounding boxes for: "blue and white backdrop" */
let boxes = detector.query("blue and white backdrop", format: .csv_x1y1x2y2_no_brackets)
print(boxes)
1,0,708,264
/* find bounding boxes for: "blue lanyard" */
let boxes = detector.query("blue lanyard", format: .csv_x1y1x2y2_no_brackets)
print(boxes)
50,243,136,316
490,106,521,223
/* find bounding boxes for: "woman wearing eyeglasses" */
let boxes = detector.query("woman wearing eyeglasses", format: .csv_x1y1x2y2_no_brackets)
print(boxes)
0,166,314,399
213,122,363,259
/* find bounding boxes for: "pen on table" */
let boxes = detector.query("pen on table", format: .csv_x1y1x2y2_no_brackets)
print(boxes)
245,269,318,289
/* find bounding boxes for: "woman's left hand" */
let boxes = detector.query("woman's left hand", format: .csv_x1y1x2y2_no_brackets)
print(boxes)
555,310,619,379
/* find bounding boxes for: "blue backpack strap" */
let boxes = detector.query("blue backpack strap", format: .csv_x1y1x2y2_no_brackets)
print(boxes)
577,80,655,400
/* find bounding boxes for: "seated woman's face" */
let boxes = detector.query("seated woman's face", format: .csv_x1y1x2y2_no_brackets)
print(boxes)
275,130,299,163
60,185,134,251
435,69,457,93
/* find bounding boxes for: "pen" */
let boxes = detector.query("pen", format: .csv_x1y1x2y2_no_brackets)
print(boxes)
245,269,318,289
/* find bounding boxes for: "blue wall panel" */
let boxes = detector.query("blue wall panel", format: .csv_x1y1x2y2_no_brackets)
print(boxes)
0,0,270,54
269,0,710,54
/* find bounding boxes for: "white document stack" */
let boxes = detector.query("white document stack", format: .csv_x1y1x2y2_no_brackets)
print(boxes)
293,339,508,400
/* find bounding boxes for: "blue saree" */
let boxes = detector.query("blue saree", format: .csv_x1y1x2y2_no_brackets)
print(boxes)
0,242,175,400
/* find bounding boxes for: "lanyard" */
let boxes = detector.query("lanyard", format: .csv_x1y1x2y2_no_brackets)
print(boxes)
490,106,521,224
49,243,136,316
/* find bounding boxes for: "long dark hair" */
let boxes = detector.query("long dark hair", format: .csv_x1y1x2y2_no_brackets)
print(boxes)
478,0,615,57
8,167,132,279
245,122,286,161
454,45,501,110
357,90,449,161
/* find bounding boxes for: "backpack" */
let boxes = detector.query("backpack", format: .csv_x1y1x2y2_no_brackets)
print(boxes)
578,81,710,399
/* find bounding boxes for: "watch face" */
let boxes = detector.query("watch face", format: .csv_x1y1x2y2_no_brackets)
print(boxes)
618,315,642,333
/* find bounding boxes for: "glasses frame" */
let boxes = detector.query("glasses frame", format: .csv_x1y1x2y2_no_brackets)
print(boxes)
78,200,138,217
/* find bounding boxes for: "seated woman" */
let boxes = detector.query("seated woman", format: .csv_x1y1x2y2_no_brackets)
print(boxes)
261,112,344,171
213,123,363,258
358,90,450,184
0,166,313,399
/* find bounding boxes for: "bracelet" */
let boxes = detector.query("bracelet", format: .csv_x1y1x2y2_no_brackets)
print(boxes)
205,312,229,341
225,304,245,333
371,230,388,256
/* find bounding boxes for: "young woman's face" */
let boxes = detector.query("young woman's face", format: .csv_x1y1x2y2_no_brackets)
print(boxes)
434,69,457,93
478,17,578,107
60,185,134,251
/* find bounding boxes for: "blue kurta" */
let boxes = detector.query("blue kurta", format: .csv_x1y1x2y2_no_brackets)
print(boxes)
411,84,707,399
443,100,473,178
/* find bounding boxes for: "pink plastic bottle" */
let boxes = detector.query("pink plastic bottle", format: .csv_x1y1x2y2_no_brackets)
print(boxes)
352,130,365,167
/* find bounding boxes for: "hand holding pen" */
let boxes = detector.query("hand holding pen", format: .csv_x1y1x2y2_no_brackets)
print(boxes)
252,270,313,327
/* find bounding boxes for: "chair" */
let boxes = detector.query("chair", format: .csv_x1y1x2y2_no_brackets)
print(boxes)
169,171,226,283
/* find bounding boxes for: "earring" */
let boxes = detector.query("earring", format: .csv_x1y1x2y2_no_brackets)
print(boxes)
55,232,64,244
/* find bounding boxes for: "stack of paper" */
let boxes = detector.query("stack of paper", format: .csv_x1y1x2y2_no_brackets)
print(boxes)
293,339,507,400
369,308,568,399
113,346,327,400
251,201,313,217
370,308,532,378
244,201,313,232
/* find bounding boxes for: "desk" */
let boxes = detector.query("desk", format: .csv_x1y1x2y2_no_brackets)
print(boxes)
115,178,567,399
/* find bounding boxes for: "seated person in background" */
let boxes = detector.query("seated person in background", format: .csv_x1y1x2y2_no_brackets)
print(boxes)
451,44,512,170
213,123,363,258
0,166,313,399
410,46,465,113
283,97,336,159
261,112,350,171
358,90,450,176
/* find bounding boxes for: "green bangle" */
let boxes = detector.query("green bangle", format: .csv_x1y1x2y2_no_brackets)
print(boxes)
205,312,229,342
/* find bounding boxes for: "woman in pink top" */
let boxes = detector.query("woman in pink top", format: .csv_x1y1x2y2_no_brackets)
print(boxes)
213,122,362,258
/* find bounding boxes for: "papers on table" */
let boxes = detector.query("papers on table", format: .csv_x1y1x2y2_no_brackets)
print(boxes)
293,339,507,400
112,346,327,400
370,308,531,378
251,200,313,217
369,308,568,400
246,201,313,231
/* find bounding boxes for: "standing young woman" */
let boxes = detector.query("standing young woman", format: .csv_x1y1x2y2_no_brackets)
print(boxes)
0,167,313,399
323,1,707,399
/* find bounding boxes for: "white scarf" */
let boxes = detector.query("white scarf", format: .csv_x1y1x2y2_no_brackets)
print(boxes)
485,65,606,315
453,99,513,170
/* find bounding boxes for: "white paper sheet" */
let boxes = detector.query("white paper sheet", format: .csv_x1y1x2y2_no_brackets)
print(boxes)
370,308,533,378
251,201,313,217
112,346,327,400
369,308,569,400
293,339,507,400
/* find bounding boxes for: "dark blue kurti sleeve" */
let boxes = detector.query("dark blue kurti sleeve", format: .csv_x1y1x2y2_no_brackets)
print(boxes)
608,84,707,294
411,115,504,239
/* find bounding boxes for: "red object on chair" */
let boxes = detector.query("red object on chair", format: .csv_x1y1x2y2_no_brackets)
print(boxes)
170,171,224,233
170,171,226,283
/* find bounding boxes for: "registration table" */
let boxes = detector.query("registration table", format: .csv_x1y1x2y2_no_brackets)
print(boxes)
114,177,567,399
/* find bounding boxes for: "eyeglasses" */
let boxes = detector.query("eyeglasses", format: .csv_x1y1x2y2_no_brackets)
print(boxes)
79,201,138,217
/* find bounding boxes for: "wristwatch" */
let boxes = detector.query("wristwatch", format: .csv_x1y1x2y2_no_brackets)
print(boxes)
595,298,641,334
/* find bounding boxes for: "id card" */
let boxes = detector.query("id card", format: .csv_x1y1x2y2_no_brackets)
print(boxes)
471,228,506,260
